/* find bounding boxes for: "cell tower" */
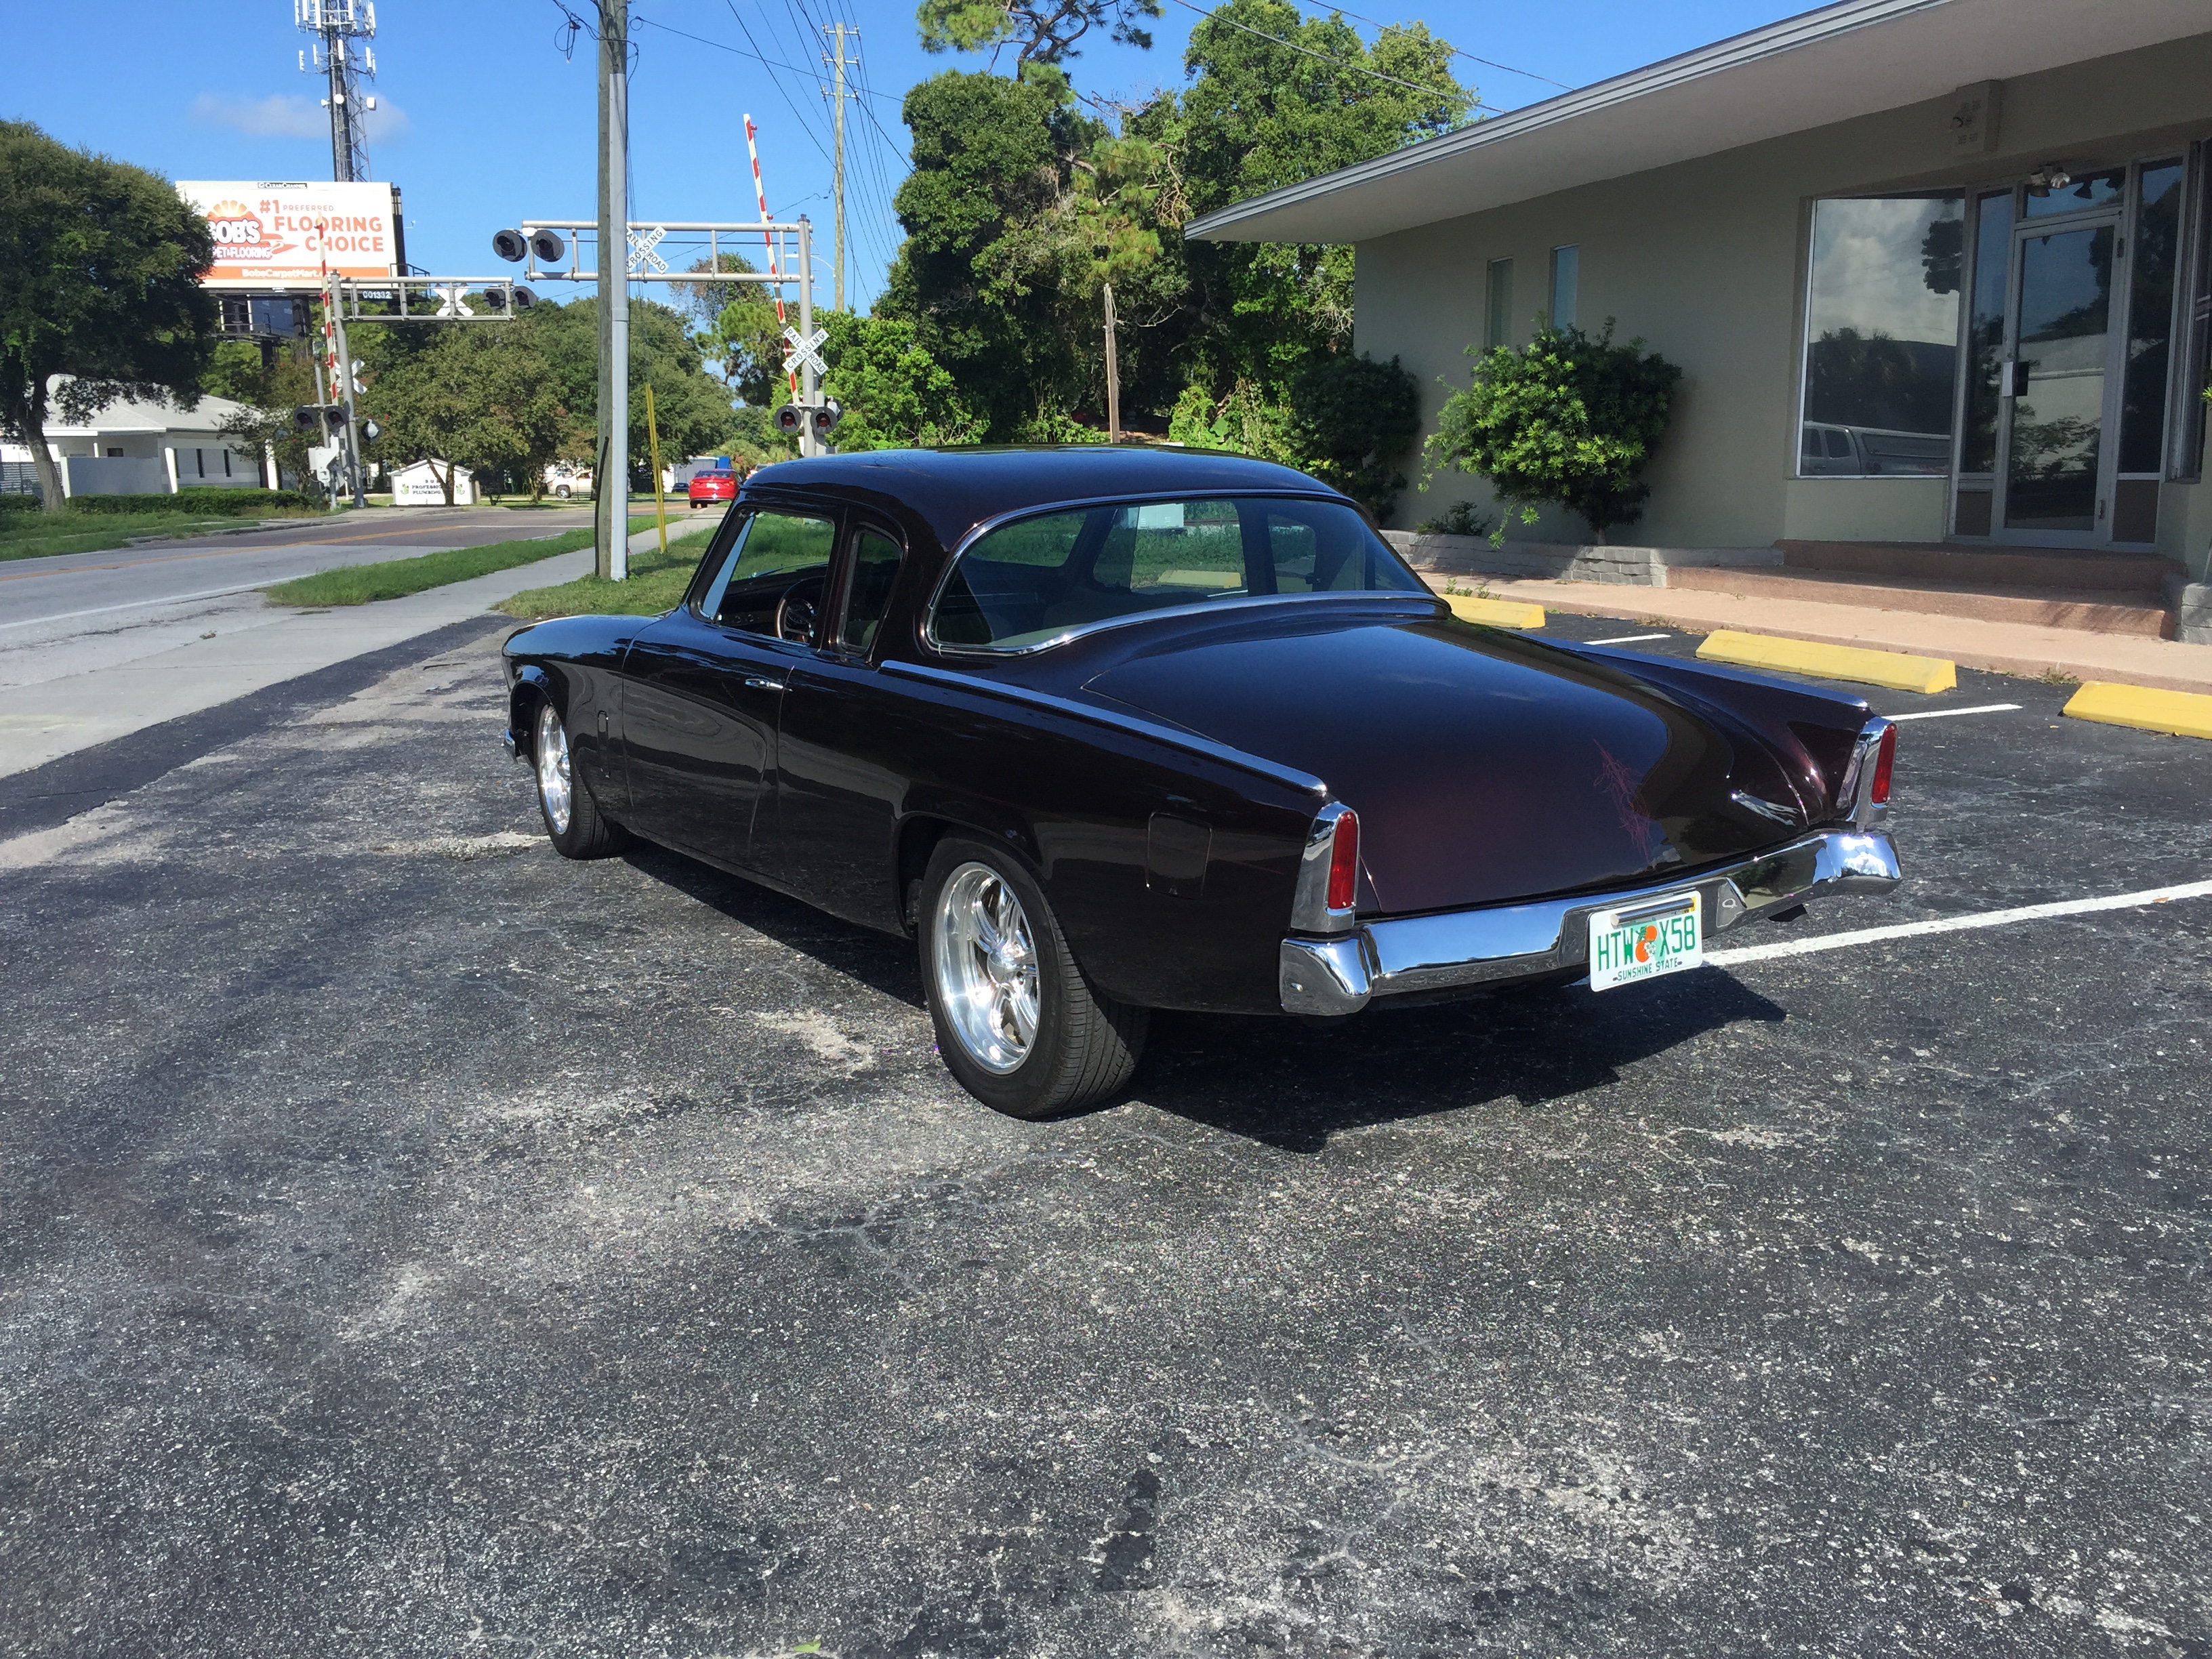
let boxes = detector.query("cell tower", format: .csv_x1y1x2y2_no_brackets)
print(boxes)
295,0,379,182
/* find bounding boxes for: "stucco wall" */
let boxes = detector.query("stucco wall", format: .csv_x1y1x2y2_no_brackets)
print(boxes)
1356,32,2212,550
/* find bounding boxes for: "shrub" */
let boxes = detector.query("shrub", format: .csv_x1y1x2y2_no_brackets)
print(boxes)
1424,322,1682,542
1284,352,1421,520
51,488,316,516
1415,499,1490,537
0,492,40,513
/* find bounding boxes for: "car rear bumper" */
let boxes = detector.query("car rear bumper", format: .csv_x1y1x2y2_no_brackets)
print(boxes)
1279,827,1900,1015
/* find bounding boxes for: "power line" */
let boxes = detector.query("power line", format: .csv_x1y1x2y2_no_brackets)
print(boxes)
1167,0,1503,113
1286,0,1569,89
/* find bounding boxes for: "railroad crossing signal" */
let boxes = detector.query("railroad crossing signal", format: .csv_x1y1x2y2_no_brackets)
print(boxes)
773,398,842,441
626,225,668,275
782,325,828,379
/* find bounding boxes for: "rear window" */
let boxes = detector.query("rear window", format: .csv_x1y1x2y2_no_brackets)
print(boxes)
930,496,1424,652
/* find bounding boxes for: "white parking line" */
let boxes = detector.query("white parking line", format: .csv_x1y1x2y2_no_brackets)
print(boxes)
1884,703,2023,721
1585,632,1671,645
1708,878,2212,966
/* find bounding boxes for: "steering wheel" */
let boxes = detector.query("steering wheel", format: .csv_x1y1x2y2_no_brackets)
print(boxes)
774,575,825,644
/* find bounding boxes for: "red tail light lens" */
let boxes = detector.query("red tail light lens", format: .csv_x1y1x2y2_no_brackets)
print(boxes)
1869,724,1896,805
1326,810,1360,911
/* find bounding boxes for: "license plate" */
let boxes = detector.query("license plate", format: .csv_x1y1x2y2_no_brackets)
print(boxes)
1587,894,1703,991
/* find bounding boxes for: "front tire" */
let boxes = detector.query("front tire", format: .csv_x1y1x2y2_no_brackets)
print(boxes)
919,837,1146,1118
533,701,627,859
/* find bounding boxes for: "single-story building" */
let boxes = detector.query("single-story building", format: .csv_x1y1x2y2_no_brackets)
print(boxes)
387,459,478,506
1189,0,2212,578
0,381,272,499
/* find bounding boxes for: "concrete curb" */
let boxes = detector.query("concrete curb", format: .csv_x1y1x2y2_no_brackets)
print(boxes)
1443,594,1546,628
1696,629,1955,694
2063,681,2212,740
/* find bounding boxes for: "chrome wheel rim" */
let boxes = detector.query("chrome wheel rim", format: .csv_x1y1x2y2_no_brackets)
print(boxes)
535,703,573,834
931,862,1040,1074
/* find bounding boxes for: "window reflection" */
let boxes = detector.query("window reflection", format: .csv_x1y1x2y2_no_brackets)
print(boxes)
2024,167,2124,219
1801,195,1963,476
2121,160,2185,475
1959,190,2013,475
2007,224,2112,532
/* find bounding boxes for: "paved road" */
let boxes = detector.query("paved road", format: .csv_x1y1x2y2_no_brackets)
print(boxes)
1,612,2205,1656
0,504,592,663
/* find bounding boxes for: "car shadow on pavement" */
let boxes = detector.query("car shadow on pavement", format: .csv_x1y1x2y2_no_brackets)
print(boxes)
623,842,929,1010
1132,972,1788,1153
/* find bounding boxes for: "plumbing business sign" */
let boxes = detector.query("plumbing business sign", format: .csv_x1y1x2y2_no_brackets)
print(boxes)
177,181,400,287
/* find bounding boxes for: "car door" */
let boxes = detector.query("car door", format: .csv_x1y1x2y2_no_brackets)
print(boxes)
619,504,839,874
773,516,913,927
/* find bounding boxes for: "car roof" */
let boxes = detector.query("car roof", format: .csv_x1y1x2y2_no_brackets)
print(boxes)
735,445,1341,552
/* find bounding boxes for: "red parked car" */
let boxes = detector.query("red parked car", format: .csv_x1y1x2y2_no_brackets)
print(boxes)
687,459,740,508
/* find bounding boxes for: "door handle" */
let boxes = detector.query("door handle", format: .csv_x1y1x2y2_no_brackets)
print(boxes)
743,675,787,691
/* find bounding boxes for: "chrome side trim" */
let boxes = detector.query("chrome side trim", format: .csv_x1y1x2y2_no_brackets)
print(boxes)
1288,802,1358,935
1278,827,1900,1013
1839,716,1893,831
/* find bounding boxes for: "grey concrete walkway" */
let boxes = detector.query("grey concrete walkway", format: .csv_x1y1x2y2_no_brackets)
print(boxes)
0,521,710,779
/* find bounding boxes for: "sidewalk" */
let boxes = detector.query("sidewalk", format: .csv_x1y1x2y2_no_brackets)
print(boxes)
0,523,704,781
1441,573,2212,693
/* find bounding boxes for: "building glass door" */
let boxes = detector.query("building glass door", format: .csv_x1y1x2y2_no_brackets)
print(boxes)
2001,216,2118,535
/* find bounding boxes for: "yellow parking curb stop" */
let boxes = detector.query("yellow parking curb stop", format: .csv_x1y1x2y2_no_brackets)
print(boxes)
2062,680,2212,739
1444,594,1546,629
1695,629,1956,694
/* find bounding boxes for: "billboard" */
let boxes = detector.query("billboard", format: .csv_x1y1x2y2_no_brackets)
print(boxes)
176,181,401,288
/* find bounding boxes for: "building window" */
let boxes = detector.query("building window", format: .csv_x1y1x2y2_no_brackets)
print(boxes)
105,447,123,457
223,449,233,477
1549,245,1578,329
1486,258,1514,350
2120,159,2187,477
1799,194,1964,476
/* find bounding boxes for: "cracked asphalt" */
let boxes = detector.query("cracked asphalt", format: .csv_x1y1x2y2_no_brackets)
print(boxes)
0,613,2207,1657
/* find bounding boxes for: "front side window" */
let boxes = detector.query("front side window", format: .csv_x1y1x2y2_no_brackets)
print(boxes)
930,496,1425,652
697,508,837,639
1799,194,1964,476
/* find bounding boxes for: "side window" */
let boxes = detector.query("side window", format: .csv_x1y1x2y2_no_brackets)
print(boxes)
697,509,837,639
931,508,1090,647
838,529,903,653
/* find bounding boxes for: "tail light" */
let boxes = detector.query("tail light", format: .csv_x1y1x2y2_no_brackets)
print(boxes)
1326,809,1361,911
1870,724,1896,805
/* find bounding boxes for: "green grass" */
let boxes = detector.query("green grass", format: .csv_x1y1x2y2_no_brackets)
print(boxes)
264,516,683,607
0,507,317,562
499,529,718,621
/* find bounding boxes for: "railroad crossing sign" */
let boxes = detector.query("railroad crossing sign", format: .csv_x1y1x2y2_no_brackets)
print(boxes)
626,225,669,275
432,283,474,319
782,324,828,378
350,358,367,396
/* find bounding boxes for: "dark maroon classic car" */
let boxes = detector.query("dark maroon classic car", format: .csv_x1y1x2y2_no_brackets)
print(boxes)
502,447,1900,1117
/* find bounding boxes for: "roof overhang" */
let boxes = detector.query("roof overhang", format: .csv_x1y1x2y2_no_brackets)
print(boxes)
1187,0,2212,245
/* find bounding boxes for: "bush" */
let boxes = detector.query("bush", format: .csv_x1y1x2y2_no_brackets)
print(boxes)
1284,353,1421,520
0,493,40,514
52,488,316,516
1415,499,1490,537
1423,322,1682,542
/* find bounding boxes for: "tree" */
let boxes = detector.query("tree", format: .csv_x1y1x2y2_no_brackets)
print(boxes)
918,0,1161,67
367,322,569,504
523,295,737,476
1423,322,1683,542
817,312,981,449
1284,351,1421,518
0,121,216,511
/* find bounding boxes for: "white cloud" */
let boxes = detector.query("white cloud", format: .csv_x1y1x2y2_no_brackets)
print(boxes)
188,91,410,144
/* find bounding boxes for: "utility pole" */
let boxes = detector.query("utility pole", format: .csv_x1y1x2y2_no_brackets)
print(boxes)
596,1,630,580
295,1,378,182
1103,282,1120,443
823,24,857,314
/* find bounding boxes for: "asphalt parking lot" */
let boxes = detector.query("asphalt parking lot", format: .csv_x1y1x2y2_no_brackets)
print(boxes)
1,609,2207,1658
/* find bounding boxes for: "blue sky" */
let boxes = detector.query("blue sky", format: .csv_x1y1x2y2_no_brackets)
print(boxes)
3,0,1806,312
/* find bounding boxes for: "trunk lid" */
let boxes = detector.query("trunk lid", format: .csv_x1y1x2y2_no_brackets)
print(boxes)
1078,611,1830,915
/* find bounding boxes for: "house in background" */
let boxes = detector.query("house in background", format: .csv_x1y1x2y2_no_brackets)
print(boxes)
1189,0,2212,579
0,381,270,499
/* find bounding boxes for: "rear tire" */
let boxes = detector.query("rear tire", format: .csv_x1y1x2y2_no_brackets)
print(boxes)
533,701,628,859
919,836,1145,1118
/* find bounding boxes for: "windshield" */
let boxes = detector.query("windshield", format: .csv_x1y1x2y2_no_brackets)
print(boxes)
929,495,1426,651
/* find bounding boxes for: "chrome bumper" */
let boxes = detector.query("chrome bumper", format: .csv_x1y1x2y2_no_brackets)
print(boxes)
1279,827,1900,1016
